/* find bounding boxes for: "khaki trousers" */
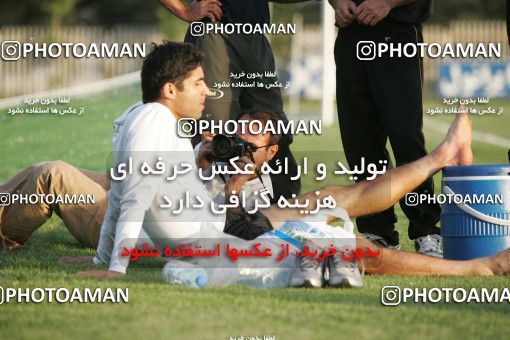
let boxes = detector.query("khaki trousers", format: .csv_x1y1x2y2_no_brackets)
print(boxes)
0,161,109,250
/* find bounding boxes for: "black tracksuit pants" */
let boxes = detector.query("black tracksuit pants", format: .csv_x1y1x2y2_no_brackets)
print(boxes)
334,18,440,245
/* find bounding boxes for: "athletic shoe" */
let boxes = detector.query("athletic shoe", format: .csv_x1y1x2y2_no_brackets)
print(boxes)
288,240,325,288
415,234,443,258
362,233,400,250
327,252,363,288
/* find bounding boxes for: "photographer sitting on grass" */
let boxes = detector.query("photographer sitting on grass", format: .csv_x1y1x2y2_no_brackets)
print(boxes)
194,109,282,240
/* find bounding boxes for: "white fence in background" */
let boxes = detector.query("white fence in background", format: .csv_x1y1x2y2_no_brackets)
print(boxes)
1,21,507,124
290,20,509,100
289,19,508,124
423,20,509,82
0,25,163,98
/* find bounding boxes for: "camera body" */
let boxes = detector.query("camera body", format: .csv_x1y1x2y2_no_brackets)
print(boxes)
211,134,252,162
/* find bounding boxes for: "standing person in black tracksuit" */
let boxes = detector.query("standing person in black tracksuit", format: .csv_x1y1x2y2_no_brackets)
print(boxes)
160,0,310,202
507,0,510,46
329,0,443,257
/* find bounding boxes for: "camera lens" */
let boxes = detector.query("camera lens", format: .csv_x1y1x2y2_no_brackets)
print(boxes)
212,134,236,160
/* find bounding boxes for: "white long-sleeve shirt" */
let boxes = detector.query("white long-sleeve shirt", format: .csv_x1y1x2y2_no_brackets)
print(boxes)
93,102,224,273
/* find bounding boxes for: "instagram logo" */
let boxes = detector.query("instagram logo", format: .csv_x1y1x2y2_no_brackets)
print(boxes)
356,41,376,60
0,193,10,206
381,286,401,306
405,193,419,206
1,41,21,61
177,118,197,138
190,22,205,37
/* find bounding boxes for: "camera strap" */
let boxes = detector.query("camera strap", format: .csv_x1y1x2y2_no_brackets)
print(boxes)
215,155,268,191
216,169,266,190
247,153,267,191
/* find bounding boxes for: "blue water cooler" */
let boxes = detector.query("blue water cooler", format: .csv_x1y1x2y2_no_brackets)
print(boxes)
441,165,510,260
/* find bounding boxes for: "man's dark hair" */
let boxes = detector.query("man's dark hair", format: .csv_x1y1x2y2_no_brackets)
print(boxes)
141,41,204,103
238,108,282,146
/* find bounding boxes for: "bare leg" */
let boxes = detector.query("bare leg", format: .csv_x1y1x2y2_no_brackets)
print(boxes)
355,237,507,276
261,112,510,277
263,112,473,224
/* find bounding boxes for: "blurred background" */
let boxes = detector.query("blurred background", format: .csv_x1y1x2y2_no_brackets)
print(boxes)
0,1,507,102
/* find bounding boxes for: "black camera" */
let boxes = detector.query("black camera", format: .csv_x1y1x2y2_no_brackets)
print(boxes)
211,134,253,162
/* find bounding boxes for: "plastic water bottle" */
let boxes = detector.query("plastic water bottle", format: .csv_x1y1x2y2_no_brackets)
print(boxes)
162,260,208,288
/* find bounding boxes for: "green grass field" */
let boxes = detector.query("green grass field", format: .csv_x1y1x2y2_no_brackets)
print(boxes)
1,87,509,339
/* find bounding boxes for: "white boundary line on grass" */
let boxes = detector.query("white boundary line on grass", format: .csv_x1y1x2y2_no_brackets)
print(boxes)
424,118,510,149
0,71,140,109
